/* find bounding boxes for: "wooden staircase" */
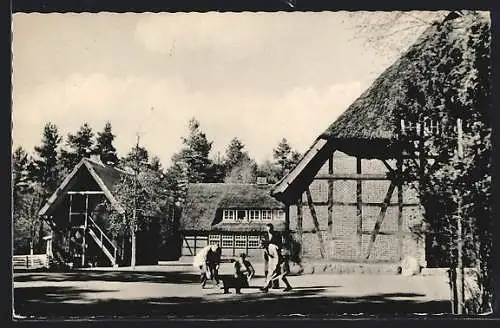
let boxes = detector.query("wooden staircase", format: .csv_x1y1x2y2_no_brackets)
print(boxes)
63,192,120,268
87,215,118,267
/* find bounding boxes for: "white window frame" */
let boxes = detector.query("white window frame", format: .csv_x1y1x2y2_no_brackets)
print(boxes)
223,209,237,221
261,210,272,221
247,235,260,248
249,210,261,221
221,234,234,248
209,234,220,245
234,235,247,248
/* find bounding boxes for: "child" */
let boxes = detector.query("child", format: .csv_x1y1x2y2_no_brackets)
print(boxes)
222,253,255,294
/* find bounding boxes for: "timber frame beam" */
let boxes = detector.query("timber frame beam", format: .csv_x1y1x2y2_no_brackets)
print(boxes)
305,188,326,259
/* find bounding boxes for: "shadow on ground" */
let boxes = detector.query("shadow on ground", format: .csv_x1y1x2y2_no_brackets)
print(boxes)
14,271,450,319
14,270,206,284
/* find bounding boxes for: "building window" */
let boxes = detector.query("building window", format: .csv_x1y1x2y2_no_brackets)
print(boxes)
248,235,261,248
261,210,272,221
221,235,234,247
235,235,247,248
249,210,261,221
223,210,236,221
209,234,220,245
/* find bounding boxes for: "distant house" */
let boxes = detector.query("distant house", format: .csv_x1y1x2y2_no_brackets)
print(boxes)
38,157,173,268
179,182,287,259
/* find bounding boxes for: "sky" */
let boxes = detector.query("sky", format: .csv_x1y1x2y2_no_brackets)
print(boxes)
12,11,448,166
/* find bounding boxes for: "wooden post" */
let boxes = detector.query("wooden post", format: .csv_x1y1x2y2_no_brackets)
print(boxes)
327,155,334,238
82,194,88,267
285,204,291,250
232,234,236,257
396,119,404,262
194,235,197,255
356,157,363,258
245,235,249,255
305,188,326,259
397,157,404,261
29,241,34,268
297,195,303,256
68,194,73,258
365,182,396,259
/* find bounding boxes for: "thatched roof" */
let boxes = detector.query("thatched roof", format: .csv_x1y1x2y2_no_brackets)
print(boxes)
39,158,132,216
180,183,285,232
272,11,490,203
319,11,490,159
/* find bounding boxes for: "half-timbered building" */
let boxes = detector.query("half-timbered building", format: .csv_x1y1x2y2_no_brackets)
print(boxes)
179,182,287,260
271,12,486,267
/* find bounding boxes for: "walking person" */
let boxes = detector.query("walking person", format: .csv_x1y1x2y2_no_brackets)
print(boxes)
280,234,292,287
207,244,222,285
260,240,292,293
264,223,281,289
193,244,221,289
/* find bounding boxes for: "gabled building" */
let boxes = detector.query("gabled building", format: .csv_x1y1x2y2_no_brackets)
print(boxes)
179,182,287,259
38,157,170,268
270,12,489,267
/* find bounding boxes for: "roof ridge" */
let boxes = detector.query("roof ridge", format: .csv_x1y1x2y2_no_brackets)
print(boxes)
84,157,105,167
84,157,133,175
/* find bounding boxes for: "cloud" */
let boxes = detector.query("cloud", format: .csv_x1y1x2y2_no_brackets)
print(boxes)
134,13,269,56
12,72,365,165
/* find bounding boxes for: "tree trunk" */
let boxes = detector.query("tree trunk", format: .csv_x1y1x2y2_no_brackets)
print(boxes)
130,226,136,269
457,212,465,314
38,219,44,253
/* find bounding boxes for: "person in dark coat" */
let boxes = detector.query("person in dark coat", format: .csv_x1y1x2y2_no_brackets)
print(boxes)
206,244,222,285
222,253,255,294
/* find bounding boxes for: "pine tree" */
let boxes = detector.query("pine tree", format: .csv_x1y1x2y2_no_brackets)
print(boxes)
13,183,45,254
60,123,95,172
224,157,258,184
149,155,163,172
96,122,119,165
224,137,250,172
30,122,62,195
171,118,216,183
12,146,30,209
272,138,302,179
222,137,257,183
122,145,149,170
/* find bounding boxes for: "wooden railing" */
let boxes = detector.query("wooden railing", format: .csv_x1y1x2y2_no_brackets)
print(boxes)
87,216,118,266
13,254,49,270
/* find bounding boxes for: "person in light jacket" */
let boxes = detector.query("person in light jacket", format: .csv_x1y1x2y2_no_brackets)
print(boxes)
260,240,292,293
193,244,221,288
264,223,281,289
